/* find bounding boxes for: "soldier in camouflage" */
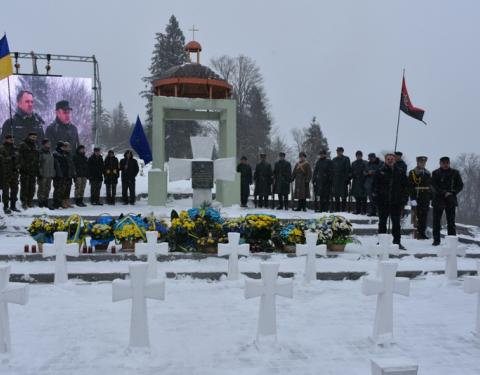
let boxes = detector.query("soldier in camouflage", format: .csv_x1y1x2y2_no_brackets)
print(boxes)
0,135,20,213
18,132,39,209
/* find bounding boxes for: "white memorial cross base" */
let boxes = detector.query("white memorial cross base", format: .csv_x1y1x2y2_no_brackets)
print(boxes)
439,235,465,281
362,261,410,344
296,232,327,282
464,261,480,336
0,265,29,353
169,136,236,207
43,231,79,285
245,263,293,339
112,263,165,347
371,357,418,375
135,231,169,279
218,232,250,280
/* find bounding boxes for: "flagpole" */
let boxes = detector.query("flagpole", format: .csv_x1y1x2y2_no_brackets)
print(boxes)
394,68,405,152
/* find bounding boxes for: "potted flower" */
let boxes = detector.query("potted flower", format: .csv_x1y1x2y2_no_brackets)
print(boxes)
243,214,280,252
27,217,65,252
276,222,305,253
319,215,355,251
88,215,115,251
114,214,147,251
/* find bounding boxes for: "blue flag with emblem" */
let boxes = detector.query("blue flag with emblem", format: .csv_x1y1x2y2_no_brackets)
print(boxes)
130,116,152,164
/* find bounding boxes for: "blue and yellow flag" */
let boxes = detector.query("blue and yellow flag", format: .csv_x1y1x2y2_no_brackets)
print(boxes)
0,35,13,80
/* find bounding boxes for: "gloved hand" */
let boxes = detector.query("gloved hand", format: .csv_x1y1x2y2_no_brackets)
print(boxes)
410,200,417,207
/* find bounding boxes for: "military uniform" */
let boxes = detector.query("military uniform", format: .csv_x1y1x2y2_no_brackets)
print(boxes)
431,162,464,245
408,157,432,239
312,157,332,212
53,145,70,208
73,147,89,206
88,152,104,205
45,118,80,154
253,159,273,208
0,110,45,147
331,152,351,211
237,161,252,207
273,157,292,209
18,137,39,208
0,140,20,213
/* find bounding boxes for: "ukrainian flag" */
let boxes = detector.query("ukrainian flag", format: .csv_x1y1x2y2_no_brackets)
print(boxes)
0,35,13,80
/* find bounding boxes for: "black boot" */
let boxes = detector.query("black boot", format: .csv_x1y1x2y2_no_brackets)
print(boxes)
10,202,20,212
3,205,11,214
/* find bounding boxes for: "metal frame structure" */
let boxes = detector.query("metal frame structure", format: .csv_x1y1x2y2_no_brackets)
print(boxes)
10,51,102,145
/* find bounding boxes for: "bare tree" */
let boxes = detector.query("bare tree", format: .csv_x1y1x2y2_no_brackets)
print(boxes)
453,153,480,226
291,128,306,154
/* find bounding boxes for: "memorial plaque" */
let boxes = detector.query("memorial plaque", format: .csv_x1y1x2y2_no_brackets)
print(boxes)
192,161,214,189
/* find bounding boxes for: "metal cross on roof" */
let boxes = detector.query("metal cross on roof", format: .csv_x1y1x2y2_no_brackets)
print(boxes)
189,25,199,40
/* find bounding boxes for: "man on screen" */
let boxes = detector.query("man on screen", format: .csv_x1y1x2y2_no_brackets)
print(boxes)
45,100,80,152
1,90,45,147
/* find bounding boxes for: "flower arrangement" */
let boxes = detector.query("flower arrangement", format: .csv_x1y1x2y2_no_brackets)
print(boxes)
143,214,169,241
168,208,225,252
113,214,147,244
278,222,306,245
27,217,60,244
243,214,280,252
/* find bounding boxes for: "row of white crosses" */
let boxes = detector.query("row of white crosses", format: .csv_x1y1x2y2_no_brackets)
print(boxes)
2,230,478,352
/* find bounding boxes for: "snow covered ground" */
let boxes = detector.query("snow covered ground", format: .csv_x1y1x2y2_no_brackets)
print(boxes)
1,274,480,375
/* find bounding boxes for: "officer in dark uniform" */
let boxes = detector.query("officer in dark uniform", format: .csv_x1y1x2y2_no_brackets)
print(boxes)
45,100,80,153
1,90,44,147
253,153,273,208
0,135,20,213
408,156,431,240
312,150,332,212
18,132,39,209
273,152,292,210
236,156,253,208
331,147,351,212
431,156,464,246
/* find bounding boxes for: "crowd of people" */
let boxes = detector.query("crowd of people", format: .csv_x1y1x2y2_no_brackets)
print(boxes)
237,147,464,248
0,92,140,213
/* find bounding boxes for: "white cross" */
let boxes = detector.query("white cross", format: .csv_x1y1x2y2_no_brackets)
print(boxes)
464,261,480,335
43,232,79,285
245,263,293,339
112,263,165,347
373,234,400,276
0,265,29,353
362,261,410,344
296,232,327,282
218,232,250,280
135,231,169,279
169,137,237,207
439,235,465,281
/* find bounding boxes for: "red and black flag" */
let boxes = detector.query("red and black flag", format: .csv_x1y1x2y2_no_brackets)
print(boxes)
400,77,426,124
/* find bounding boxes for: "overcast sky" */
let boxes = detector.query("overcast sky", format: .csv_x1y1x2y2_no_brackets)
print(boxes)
2,0,479,167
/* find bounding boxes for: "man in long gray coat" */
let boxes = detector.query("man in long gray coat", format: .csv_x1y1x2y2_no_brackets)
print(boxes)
331,147,351,212
273,152,292,210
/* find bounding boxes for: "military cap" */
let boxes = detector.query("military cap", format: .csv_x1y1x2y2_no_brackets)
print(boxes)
279,152,286,157
336,147,344,152
299,151,307,158
56,100,73,111
355,150,363,156
440,156,450,163
108,149,115,154
259,153,266,157
394,151,403,157
416,156,428,162
41,138,50,145
318,150,327,155
56,141,65,148
368,152,376,158
240,155,247,161
28,131,37,136
94,147,101,152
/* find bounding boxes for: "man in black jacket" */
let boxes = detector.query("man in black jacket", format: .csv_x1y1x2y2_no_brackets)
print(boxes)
104,150,119,205
120,150,139,205
373,153,409,249
236,156,252,208
73,145,89,207
273,152,292,210
431,156,464,246
253,153,273,208
312,150,332,212
88,147,104,205
52,142,70,209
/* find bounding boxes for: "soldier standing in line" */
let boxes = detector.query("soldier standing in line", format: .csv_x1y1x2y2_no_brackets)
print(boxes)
273,152,292,210
312,150,332,212
292,152,312,212
331,147,351,212
364,153,383,216
37,139,55,209
52,142,70,209
18,132,39,209
0,135,20,213
351,150,368,215
253,153,273,208
236,156,253,208
408,156,432,240
104,150,119,205
63,142,75,208
73,145,89,207
431,156,464,246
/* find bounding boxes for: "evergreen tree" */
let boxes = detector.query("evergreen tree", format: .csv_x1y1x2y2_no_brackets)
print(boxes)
302,116,330,163
141,15,200,159
111,102,132,151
